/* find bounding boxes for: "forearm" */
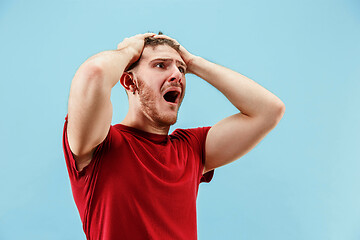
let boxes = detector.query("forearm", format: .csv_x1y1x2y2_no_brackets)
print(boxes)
189,56,285,119
81,48,134,89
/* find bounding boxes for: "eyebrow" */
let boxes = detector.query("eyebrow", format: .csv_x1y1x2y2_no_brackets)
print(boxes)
149,58,187,68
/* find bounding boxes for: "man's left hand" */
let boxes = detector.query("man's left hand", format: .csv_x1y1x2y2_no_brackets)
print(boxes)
153,34,197,74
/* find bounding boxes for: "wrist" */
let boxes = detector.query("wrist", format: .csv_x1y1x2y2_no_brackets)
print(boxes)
117,47,138,63
186,55,201,74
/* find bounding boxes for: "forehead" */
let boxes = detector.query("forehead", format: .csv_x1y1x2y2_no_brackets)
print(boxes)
141,45,183,63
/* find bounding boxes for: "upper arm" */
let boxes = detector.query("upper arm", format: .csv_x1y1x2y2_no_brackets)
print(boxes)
203,105,285,174
67,63,113,171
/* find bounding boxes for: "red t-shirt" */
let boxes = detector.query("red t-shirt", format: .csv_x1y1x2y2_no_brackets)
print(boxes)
62,117,215,240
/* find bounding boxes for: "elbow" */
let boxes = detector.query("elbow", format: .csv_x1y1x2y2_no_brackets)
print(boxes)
70,62,110,102
275,100,286,117
80,62,105,83
268,100,285,128
74,62,108,91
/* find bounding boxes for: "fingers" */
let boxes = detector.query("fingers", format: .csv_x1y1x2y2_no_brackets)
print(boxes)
152,34,179,45
118,33,174,48
136,32,156,39
153,34,195,70
117,33,156,49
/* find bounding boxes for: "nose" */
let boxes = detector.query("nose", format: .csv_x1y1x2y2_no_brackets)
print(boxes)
168,66,183,84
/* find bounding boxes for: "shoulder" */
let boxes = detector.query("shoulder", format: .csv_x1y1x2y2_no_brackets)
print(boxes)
170,126,211,143
171,126,211,135
107,124,133,142
91,124,128,150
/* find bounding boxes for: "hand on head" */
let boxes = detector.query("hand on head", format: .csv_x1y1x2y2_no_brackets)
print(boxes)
117,33,156,68
117,32,196,74
152,34,195,70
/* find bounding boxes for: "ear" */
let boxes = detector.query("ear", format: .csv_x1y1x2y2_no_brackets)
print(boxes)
120,72,136,93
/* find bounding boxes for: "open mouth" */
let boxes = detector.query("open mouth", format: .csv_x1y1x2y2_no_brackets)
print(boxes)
163,89,181,104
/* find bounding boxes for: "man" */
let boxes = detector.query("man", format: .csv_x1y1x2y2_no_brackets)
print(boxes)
63,33,285,240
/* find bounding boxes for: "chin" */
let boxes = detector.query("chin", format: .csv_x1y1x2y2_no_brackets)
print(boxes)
160,115,178,126
155,112,178,127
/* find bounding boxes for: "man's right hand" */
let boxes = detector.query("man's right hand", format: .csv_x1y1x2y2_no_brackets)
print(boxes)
117,33,155,69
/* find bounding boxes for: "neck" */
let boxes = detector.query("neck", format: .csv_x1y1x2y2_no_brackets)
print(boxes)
120,110,170,135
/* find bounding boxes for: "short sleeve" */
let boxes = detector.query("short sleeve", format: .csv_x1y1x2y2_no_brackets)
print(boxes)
62,115,85,179
62,114,111,182
200,169,214,183
174,126,215,184
195,127,215,184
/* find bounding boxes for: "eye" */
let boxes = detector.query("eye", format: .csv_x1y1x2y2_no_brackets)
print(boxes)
155,63,165,68
178,66,185,73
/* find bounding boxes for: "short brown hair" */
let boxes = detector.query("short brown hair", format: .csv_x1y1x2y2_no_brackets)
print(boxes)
126,32,180,71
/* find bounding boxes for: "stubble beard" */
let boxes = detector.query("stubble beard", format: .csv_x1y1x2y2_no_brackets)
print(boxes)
137,78,179,127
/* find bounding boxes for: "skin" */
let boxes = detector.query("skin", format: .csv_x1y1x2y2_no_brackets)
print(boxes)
67,33,285,174
120,44,187,134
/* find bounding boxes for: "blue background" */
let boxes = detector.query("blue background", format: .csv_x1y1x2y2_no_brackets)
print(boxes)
1,0,359,239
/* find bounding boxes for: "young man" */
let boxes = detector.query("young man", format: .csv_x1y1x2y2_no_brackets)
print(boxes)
63,33,285,240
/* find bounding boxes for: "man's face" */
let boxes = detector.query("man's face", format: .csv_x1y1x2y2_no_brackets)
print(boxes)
132,45,187,127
